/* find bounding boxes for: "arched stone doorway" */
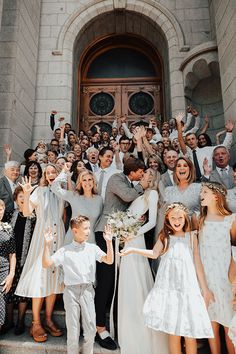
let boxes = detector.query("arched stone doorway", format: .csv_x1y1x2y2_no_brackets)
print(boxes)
78,34,163,131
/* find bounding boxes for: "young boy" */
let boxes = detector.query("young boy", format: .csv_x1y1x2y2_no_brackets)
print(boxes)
42,215,114,354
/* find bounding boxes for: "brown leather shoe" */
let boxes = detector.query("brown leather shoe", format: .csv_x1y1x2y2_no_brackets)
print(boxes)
30,321,47,342
44,320,63,337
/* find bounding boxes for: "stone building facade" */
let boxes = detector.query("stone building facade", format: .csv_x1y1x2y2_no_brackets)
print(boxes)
0,0,235,163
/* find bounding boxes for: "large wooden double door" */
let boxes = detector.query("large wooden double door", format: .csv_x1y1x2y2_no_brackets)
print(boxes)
80,82,162,131
78,35,164,132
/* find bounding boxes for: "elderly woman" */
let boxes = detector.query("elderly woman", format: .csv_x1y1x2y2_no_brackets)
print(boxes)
51,165,103,244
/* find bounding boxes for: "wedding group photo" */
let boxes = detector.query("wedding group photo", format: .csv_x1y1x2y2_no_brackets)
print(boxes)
0,0,236,354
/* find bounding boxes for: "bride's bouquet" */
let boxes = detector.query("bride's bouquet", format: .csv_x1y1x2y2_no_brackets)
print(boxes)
107,210,144,243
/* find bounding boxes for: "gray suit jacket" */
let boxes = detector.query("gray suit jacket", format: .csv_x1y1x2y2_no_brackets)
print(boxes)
203,167,234,189
0,176,14,214
95,173,143,232
161,171,173,188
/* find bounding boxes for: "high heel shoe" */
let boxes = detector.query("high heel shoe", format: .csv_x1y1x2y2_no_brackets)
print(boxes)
30,321,47,342
43,320,63,337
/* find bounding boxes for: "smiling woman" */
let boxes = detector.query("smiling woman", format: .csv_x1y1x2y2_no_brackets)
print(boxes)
163,157,201,217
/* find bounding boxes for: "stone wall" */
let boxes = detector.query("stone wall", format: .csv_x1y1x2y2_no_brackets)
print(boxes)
211,0,236,121
0,0,41,164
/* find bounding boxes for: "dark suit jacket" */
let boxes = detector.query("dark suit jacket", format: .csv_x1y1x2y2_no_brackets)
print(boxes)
84,162,93,171
95,173,143,232
0,176,14,214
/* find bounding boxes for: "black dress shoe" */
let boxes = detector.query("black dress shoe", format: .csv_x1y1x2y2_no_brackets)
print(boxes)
0,323,14,335
14,323,25,335
95,331,118,350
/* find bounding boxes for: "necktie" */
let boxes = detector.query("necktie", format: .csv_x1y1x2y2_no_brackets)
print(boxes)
130,182,134,188
192,150,201,181
93,164,98,173
97,170,105,195
221,168,230,189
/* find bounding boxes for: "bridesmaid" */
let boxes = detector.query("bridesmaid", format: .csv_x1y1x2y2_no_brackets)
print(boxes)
16,164,65,343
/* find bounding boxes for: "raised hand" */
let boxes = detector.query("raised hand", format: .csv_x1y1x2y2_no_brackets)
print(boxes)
204,114,209,124
51,110,57,115
3,144,12,157
203,158,212,176
103,225,113,242
18,176,38,195
44,227,53,246
225,119,235,132
186,105,192,113
191,108,199,116
120,115,126,124
63,162,71,173
175,112,185,124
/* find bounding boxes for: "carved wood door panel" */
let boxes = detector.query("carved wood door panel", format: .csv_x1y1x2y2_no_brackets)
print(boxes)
80,82,161,131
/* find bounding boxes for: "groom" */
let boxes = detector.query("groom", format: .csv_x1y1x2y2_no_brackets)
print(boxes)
94,156,149,350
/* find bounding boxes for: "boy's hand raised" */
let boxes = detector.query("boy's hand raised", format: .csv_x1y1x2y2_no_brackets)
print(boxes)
103,225,113,242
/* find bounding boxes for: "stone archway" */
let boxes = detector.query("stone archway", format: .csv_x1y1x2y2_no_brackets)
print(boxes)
51,0,188,122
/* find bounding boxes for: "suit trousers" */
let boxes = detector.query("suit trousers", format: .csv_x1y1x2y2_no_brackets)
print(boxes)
95,231,115,327
63,283,96,354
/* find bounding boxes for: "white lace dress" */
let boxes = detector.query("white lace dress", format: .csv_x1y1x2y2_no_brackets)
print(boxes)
118,190,169,354
143,233,213,338
199,215,235,327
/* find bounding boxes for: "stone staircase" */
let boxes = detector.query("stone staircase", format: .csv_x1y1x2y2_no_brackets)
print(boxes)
0,310,120,354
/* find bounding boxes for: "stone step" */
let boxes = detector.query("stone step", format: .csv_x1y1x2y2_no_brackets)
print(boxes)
0,328,120,354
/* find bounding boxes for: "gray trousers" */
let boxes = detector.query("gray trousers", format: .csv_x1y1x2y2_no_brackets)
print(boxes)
63,283,96,354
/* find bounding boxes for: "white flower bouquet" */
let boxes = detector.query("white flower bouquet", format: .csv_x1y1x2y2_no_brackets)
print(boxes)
107,210,144,243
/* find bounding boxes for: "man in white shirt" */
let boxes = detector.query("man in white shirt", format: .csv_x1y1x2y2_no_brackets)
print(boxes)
176,113,234,181
42,215,114,354
0,161,20,218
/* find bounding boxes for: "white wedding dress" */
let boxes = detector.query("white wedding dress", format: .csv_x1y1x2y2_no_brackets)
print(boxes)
118,190,169,354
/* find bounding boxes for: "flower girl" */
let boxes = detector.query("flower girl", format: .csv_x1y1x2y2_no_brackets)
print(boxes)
194,182,236,354
120,202,213,354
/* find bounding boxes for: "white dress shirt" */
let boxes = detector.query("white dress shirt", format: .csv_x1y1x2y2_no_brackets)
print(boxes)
52,241,105,286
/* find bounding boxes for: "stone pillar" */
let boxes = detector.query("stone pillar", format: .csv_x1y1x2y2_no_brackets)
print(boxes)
211,0,236,121
0,0,41,165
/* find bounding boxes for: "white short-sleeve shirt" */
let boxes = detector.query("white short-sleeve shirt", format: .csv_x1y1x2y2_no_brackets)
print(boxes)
51,240,106,286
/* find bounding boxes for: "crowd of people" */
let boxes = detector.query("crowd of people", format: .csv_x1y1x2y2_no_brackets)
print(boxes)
0,106,236,354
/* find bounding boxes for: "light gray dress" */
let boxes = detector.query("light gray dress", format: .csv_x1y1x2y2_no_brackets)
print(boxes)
51,171,103,244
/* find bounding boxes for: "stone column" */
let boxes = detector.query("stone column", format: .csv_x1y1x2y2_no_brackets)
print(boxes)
0,0,41,165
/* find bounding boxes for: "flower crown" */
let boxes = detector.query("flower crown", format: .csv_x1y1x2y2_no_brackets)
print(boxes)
201,181,227,197
165,202,189,215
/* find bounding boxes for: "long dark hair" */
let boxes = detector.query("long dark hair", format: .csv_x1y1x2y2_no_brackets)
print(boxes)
24,161,42,180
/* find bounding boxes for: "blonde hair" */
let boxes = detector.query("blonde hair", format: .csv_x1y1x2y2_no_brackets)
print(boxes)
173,157,196,185
40,164,60,186
199,182,231,229
159,202,191,254
76,170,97,195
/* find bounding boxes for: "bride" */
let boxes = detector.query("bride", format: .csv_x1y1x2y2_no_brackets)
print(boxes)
118,168,169,354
